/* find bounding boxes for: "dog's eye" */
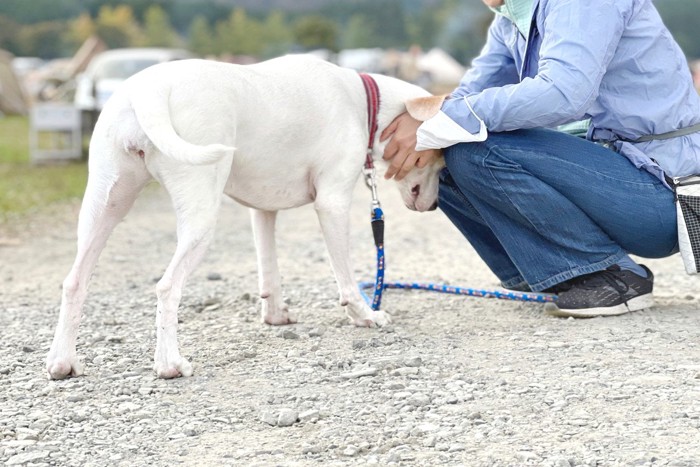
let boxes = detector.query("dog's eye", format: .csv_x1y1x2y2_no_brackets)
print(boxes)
411,185,420,196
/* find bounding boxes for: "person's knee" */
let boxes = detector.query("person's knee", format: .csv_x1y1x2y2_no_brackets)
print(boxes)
443,143,489,181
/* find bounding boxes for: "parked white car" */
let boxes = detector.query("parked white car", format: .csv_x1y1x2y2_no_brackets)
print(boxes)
74,48,194,114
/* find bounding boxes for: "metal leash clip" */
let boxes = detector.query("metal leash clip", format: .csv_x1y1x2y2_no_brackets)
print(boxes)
363,165,381,209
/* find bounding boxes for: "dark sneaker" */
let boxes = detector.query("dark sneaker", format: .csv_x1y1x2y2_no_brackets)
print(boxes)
501,281,531,292
545,265,654,318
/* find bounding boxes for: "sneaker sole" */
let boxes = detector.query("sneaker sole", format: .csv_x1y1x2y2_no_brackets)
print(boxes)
544,294,655,318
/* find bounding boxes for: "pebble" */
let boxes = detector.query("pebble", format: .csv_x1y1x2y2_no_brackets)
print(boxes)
277,409,299,427
279,330,300,340
340,368,378,379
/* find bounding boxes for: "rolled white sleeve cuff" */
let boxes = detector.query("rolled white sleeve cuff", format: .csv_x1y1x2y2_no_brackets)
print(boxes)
415,97,488,151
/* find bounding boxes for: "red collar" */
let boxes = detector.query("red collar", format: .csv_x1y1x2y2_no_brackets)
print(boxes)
359,73,380,170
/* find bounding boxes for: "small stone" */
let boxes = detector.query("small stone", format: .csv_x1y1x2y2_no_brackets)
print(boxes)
260,411,277,426
448,443,466,452
277,409,298,427
340,368,378,379
309,327,326,337
352,340,366,350
7,452,50,465
65,393,85,402
299,409,320,422
408,394,431,407
280,330,300,340
517,451,539,461
207,273,222,281
343,445,359,456
302,444,323,454
404,356,422,367
16,428,39,441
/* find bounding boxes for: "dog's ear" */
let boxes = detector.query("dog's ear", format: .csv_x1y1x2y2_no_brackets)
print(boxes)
405,94,449,122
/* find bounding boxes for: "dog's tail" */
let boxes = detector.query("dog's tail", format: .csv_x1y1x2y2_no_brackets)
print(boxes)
129,84,235,165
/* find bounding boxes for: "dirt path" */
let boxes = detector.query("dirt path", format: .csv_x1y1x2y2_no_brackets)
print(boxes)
1,181,699,466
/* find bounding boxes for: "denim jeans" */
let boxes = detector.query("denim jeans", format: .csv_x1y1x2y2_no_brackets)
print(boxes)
438,128,678,291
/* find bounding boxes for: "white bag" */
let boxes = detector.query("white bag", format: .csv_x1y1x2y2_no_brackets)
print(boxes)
674,175,700,274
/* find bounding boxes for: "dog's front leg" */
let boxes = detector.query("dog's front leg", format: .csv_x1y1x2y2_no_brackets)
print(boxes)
250,209,296,325
314,198,390,327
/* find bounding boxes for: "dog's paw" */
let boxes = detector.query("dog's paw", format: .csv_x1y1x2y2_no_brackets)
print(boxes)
153,357,193,379
46,355,84,380
350,309,392,328
262,303,297,325
371,309,392,327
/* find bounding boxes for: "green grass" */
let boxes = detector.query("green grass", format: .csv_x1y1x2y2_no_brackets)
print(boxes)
0,115,88,217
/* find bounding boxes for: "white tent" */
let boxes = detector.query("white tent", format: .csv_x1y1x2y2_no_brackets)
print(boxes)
416,47,466,89
0,50,28,115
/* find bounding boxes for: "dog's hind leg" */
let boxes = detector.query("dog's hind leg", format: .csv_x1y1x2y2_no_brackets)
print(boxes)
46,161,151,380
250,209,296,325
153,165,229,378
314,194,391,327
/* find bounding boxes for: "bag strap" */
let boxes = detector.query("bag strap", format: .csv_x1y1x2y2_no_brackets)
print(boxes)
620,122,700,143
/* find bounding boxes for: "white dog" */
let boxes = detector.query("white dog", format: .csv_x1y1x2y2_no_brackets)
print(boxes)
46,55,445,380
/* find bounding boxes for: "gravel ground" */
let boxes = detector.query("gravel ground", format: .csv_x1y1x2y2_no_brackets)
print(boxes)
1,179,700,467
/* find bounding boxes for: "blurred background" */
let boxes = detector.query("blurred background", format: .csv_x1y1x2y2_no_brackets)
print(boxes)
0,0,699,220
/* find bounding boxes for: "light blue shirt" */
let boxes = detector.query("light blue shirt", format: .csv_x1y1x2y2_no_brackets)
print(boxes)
443,0,700,185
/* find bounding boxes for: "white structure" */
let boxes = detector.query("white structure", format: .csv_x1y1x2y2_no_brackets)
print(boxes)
30,103,82,163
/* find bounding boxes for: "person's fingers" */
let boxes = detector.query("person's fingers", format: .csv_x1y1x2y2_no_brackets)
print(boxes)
384,151,409,179
395,152,420,181
382,136,399,161
415,149,441,168
380,116,400,142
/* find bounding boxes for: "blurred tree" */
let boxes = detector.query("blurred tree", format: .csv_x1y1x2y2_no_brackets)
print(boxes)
406,5,441,50
656,0,700,59
0,0,81,24
216,8,263,56
343,14,376,49
188,16,216,57
67,13,97,49
323,0,408,49
293,16,338,52
142,5,179,47
0,15,21,56
95,5,142,49
17,22,67,59
260,11,293,58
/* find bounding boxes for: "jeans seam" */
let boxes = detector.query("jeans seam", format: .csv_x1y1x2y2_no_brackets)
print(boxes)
529,251,628,291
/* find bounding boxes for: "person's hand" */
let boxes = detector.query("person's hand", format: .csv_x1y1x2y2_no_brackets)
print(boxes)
381,112,441,180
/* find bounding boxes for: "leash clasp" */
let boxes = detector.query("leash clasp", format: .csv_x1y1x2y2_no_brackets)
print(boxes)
363,160,381,209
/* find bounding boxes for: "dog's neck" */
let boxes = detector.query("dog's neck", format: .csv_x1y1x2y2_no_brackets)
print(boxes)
366,73,432,164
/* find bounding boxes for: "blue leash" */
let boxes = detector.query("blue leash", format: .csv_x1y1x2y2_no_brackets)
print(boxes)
360,280,557,308
360,176,557,309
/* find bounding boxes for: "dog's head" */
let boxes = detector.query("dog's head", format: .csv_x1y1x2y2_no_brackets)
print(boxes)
390,94,447,212
391,156,445,212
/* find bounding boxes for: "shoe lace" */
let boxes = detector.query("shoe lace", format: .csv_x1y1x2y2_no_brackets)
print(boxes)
575,269,629,295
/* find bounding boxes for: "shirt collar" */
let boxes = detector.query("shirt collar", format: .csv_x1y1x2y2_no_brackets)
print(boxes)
490,0,535,37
